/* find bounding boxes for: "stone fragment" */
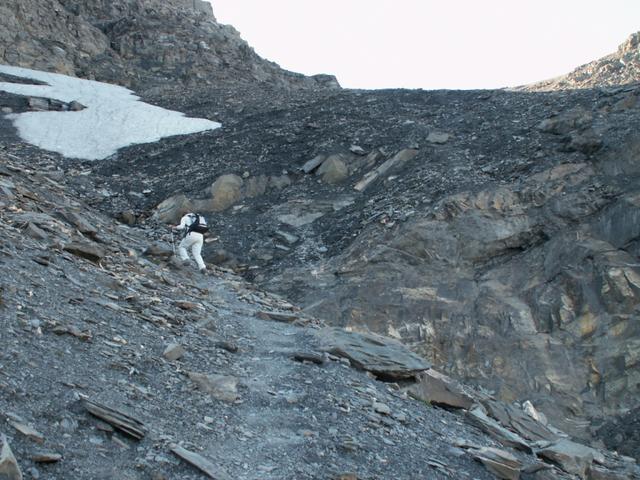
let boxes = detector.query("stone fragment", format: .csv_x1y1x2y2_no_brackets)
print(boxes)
143,243,173,259
8,421,44,444
482,400,558,443
587,465,633,480
83,400,146,440
63,241,106,263
470,447,522,480
372,402,391,415
467,407,532,452
214,341,238,353
301,154,326,173
409,369,475,410
188,372,239,402
354,149,418,192
426,131,451,144
317,327,430,380
256,311,298,323
31,453,62,463
268,175,292,190
350,145,366,155
170,444,232,480
292,352,325,365
24,222,48,241
118,211,137,225
0,434,22,480
163,343,186,361
68,101,85,111
57,210,97,236
28,97,49,111
537,439,598,479
273,230,299,245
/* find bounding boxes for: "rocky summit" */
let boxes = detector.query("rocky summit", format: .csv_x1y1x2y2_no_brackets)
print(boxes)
1,2,640,479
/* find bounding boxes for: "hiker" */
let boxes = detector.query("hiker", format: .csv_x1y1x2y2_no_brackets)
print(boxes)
172,212,208,273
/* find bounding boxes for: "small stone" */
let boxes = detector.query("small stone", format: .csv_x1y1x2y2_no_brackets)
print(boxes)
350,145,366,155
188,371,239,402
426,131,451,144
69,100,85,111
372,402,391,415
31,453,62,463
163,343,186,361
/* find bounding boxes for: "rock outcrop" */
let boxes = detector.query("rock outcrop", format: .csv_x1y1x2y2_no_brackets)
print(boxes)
527,31,640,91
0,0,339,93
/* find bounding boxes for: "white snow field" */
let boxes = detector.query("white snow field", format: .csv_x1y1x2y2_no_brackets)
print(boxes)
0,64,221,160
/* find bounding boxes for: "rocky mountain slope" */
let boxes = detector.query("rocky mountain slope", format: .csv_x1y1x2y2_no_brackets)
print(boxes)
528,32,640,91
1,1,640,476
79,34,640,451
0,0,338,93
1,143,638,479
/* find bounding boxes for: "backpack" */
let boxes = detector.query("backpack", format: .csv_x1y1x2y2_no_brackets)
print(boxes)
188,213,209,234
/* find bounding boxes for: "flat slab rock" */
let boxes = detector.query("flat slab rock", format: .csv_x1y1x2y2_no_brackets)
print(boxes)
0,434,23,480
317,327,430,380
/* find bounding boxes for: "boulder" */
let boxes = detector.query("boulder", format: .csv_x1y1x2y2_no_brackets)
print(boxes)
143,243,173,259
244,175,269,198
470,447,522,480
210,174,244,211
537,439,600,479
57,210,97,236
187,372,239,403
318,155,349,184
317,327,430,380
409,369,475,409
163,343,186,361
154,194,192,223
63,241,106,263
268,175,292,190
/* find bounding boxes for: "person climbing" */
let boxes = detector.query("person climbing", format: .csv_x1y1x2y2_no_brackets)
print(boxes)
172,212,209,273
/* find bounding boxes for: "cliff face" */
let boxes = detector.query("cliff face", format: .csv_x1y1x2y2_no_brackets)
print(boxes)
0,0,339,92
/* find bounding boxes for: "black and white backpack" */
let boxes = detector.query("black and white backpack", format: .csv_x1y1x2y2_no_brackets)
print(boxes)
187,213,209,234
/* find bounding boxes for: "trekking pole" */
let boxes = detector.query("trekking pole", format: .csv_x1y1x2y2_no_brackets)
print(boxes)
170,230,176,255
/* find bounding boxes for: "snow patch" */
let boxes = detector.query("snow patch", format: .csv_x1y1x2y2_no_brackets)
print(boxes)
0,65,221,160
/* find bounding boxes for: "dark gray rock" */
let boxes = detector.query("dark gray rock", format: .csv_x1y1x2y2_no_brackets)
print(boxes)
318,327,430,380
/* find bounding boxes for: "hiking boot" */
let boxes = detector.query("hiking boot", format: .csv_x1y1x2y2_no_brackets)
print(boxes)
182,259,191,266
199,267,207,275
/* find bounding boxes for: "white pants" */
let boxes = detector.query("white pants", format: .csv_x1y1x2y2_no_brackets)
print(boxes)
178,232,205,270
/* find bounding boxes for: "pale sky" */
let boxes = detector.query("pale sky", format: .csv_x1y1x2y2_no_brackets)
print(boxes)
210,0,640,90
